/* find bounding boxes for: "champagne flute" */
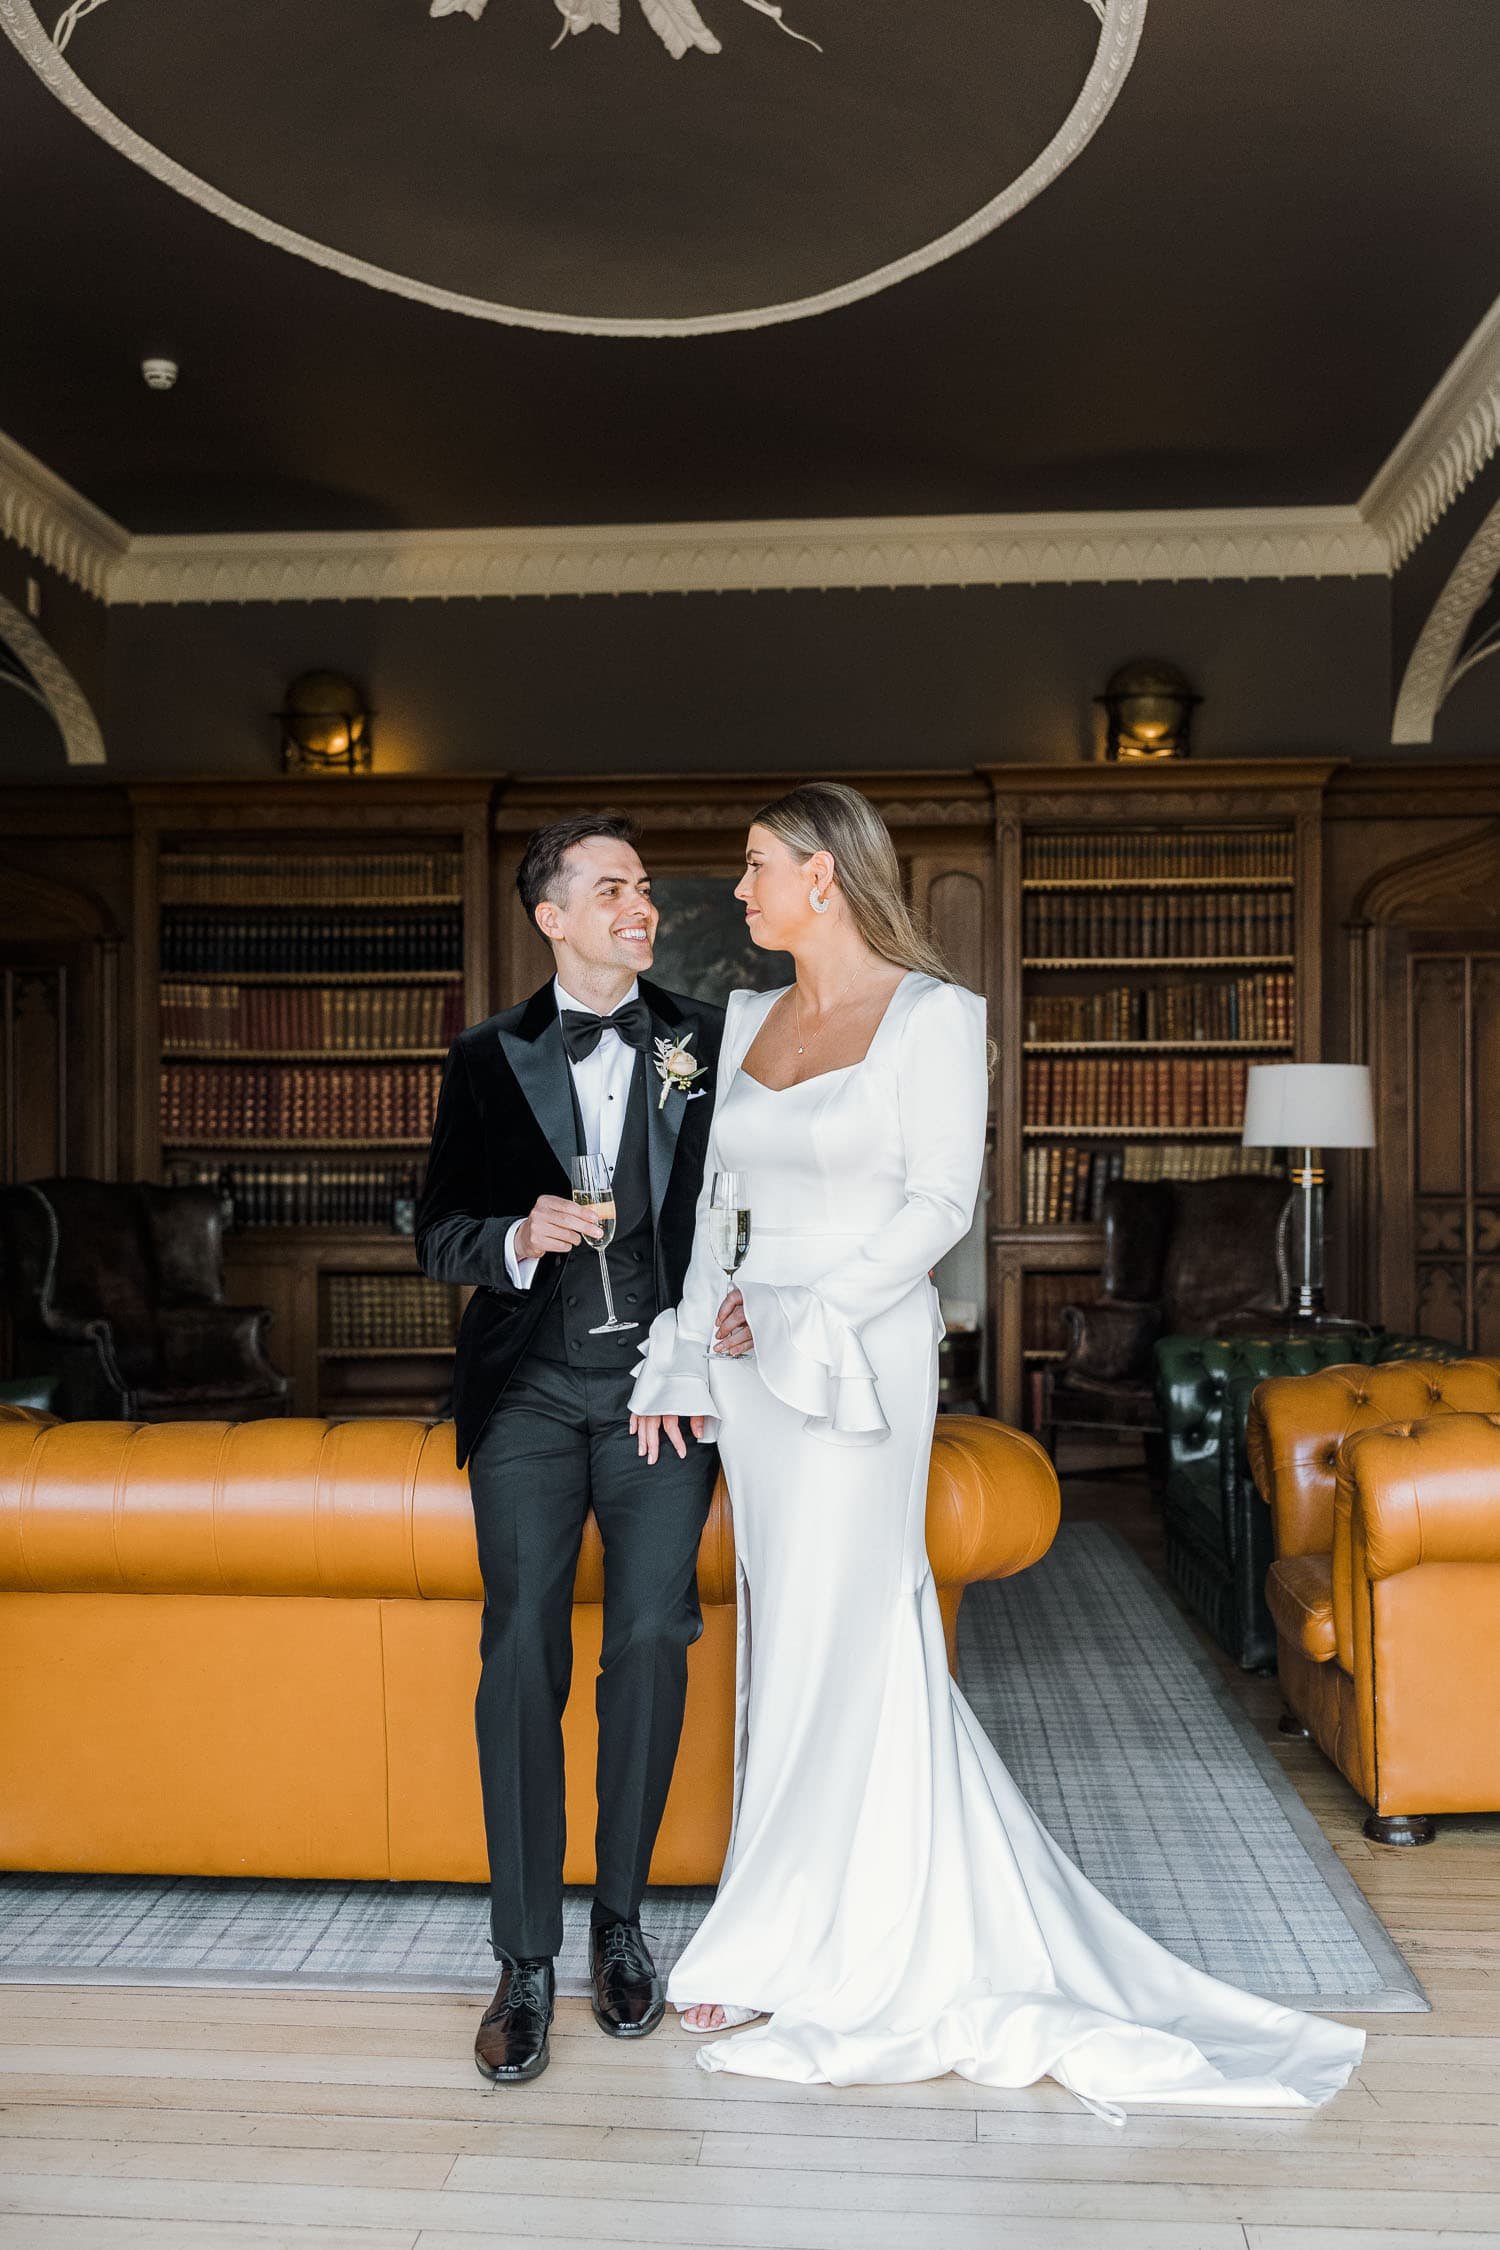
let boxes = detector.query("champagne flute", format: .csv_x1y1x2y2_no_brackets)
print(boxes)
708,1170,752,1358
571,1153,638,1336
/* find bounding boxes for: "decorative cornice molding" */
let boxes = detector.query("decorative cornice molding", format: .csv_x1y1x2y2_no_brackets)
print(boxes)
106,507,1388,607
1360,291,1500,568
0,427,129,598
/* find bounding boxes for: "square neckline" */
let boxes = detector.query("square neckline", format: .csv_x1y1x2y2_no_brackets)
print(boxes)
735,969,921,1095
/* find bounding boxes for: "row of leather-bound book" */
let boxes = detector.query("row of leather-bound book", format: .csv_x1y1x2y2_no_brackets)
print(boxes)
161,980,462,1052
161,910,462,976
160,852,463,905
1023,1140,1281,1226
160,1062,440,1144
1022,890,1293,960
1024,1055,1251,1129
324,1273,458,1352
1023,972,1294,1045
1022,831,1293,882
165,1157,422,1231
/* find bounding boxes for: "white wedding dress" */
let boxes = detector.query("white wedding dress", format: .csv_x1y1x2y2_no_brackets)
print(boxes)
629,971,1366,2124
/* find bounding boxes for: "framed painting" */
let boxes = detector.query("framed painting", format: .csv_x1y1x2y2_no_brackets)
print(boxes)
647,875,793,1008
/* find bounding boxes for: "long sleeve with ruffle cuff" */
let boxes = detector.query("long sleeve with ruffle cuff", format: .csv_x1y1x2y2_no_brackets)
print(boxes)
628,1306,720,1431
737,1279,891,1447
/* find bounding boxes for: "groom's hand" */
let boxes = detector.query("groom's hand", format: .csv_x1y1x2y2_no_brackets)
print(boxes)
630,1412,707,1464
514,1193,601,1261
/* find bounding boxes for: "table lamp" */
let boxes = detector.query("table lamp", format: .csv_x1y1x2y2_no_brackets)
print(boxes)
1241,1063,1376,1322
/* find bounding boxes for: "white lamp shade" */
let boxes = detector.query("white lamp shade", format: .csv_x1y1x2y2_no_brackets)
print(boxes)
1241,1063,1376,1150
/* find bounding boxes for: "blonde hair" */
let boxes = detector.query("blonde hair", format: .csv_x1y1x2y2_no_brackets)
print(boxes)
752,781,953,984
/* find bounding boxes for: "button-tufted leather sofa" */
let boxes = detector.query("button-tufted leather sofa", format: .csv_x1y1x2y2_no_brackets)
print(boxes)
1246,1357,1500,1844
1154,1330,1469,1669
0,1407,1059,1884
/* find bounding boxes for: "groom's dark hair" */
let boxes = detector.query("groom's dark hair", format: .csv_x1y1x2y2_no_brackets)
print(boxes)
516,812,641,932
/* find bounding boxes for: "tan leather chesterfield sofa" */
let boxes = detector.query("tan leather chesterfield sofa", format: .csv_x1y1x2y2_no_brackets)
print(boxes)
0,1407,1059,1885
1247,1357,1500,1846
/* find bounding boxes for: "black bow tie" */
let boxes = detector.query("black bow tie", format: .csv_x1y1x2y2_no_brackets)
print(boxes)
559,998,651,1062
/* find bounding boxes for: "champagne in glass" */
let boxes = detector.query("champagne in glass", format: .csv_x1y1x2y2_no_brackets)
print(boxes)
708,1170,752,1358
571,1153,637,1336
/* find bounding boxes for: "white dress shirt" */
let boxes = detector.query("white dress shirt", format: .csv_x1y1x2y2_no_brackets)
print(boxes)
504,976,643,1290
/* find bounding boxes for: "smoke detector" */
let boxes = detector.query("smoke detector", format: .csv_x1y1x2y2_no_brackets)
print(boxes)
141,356,179,391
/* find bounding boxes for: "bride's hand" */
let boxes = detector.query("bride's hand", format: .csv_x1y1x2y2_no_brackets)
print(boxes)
714,1288,754,1358
630,1412,707,1464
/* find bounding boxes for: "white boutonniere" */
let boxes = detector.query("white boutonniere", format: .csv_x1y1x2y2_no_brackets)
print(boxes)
653,1032,709,1111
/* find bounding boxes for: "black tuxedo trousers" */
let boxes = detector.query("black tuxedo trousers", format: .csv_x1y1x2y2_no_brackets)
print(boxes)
467,1357,714,1958
414,979,724,1959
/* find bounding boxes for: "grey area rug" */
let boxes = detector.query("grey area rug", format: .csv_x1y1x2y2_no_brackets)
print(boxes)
0,1521,1425,2013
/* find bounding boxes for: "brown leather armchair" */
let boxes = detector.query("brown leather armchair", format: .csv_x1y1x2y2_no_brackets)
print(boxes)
1038,1173,1290,1465
0,1178,288,1422
1247,1357,1500,1844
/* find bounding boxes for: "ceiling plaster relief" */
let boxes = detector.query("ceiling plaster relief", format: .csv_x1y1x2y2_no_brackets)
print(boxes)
3,0,1146,335
1391,492,1500,746
0,588,108,763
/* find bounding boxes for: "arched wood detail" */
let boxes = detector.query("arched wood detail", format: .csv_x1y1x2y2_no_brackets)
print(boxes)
0,865,119,942
1350,819,1500,929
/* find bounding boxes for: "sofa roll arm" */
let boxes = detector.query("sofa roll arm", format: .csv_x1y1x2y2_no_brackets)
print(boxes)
1059,1299,1162,1384
158,1303,284,1390
926,1417,1060,1586
1344,1414,1500,1579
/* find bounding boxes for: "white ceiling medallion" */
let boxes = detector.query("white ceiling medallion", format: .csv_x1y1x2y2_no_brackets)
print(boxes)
2,0,1147,337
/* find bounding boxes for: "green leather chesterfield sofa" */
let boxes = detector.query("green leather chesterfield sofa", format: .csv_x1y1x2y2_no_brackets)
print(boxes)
1153,1328,1469,1669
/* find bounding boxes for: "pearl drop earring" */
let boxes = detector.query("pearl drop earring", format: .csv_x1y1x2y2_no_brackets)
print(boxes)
809,886,829,914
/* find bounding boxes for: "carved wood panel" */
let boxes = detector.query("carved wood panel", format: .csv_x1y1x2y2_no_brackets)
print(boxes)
1,968,67,1183
1383,942,1500,1348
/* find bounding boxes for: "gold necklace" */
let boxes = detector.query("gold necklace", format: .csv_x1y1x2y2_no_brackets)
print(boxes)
793,961,866,1056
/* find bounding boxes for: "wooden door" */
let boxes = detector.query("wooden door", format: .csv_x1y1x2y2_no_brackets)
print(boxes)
0,872,121,1186
1388,940,1500,1349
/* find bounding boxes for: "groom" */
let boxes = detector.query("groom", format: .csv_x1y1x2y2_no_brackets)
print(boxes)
415,813,722,2085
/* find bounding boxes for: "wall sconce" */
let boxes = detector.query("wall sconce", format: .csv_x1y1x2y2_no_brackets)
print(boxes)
277,670,373,775
1096,658,1200,762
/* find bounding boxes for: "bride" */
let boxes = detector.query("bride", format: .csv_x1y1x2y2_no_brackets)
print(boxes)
627,780,1365,2124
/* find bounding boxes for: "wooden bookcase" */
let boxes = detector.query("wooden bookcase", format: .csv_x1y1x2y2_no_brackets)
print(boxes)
130,780,493,1417
985,764,1334,1430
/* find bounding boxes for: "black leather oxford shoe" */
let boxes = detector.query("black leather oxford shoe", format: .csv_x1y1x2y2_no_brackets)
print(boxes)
474,1957,555,2084
589,1917,666,2038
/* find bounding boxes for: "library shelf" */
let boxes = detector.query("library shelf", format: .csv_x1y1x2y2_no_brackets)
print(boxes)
162,1048,448,1062
1022,1038,1293,1054
1021,955,1296,971
1020,875,1294,892
178,970,462,986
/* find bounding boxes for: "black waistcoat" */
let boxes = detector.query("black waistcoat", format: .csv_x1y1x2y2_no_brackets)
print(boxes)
528,1053,660,1370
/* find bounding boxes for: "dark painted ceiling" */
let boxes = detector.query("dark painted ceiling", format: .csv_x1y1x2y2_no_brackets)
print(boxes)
2,0,1498,534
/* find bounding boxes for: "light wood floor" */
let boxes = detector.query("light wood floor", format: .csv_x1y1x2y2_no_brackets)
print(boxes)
2,1469,1496,2250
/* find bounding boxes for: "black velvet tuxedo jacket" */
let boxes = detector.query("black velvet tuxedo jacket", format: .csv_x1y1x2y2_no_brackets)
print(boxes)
415,976,724,1466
